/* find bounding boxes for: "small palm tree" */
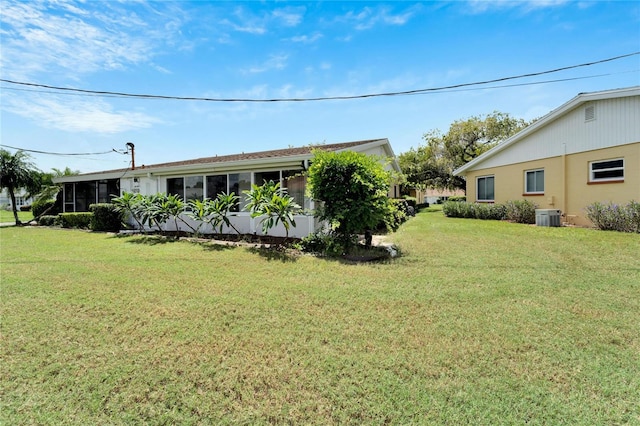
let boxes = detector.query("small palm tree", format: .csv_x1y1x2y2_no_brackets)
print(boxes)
0,149,41,225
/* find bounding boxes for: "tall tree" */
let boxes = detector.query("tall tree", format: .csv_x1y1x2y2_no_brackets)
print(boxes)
400,111,532,192
0,149,41,225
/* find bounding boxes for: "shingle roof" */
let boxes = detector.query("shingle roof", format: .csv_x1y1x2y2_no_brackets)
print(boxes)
137,139,383,170
55,139,390,180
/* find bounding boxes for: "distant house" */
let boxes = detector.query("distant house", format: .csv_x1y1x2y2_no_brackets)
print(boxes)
454,87,640,227
408,188,465,205
53,139,401,238
0,188,33,210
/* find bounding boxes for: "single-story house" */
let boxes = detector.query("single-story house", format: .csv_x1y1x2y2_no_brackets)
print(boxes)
53,138,401,238
1,188,33,210
453,86,640,227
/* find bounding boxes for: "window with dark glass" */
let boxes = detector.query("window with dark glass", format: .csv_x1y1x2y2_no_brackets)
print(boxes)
525,169,544,194
185,176,203,201
590,159,624,182
64,183,75,212
206,175,228,199
167,177,184,200
254,171,280,186
477,176,494,201
229,173,251,212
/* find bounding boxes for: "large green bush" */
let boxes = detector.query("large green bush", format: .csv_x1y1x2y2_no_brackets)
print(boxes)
89,203,123,232
505,200,537,224
59,213,92,229
307,150,392,247
443,201,506,220
585,200,640,233
31,198,58,219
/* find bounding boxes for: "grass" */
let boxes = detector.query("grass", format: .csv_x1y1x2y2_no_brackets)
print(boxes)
1,210,639,425
0,210,34,223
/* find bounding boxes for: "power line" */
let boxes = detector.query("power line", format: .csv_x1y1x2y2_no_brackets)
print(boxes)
0,144,126,156
3,70,637,100
1,52,637,103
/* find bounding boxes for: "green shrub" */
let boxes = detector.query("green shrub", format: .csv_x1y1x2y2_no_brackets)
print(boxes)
89,203,123,232
585,200,640,233
448,195,466,202
59,213,93,229
31,198,58,218
307,150,392,249
298,231,352,257
443,201,506,220
383,199,408,231
505,199,537,224
38,215,60,226
402,196,417,208
19,204,31,212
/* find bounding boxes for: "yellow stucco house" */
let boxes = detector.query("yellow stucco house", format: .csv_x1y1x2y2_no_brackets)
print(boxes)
454,86,640,227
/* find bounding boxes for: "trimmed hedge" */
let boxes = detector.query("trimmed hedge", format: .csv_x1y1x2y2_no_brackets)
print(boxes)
505,200,537,224
38,215,60,226
443,201,506,220
89,203,123,232
59,213,93,229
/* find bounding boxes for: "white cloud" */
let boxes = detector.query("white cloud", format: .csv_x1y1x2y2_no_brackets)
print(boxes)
465,0,569,14
288,32,323,44
338,5,420,31
3,93,159,134
242,54,289,74
272,7,305,27
0,0,187,80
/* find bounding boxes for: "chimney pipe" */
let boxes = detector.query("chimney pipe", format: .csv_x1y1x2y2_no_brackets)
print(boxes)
126,142,135,170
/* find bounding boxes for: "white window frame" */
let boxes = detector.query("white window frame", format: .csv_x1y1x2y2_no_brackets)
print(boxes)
476,175,495,202
589,158,624,183
524,169,544,194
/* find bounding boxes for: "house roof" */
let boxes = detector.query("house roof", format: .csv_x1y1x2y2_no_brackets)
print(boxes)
54,138,398,182
453,86,640,176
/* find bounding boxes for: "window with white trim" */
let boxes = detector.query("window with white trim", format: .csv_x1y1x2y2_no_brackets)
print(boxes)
476,176,494,201
589,158,624,182
525,169,544,194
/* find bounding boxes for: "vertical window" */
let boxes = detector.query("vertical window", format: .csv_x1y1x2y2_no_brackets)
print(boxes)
229,173,251,212
589,159,624,182
477,176,494,202
206,174,227,199
185,176,203,201
525,169,544,194
167,177,184,200
283,170,307,210
64,183,74,212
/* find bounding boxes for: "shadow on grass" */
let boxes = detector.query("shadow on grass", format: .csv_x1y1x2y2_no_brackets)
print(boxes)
247,246,299,263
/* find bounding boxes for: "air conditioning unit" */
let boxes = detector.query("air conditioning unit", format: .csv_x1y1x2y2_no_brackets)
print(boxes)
535,209,561,227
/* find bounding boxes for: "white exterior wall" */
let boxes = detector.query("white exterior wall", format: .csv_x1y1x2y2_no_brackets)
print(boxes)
472,95,640,170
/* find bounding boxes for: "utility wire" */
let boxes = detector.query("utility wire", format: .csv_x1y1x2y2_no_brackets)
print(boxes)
3,70,637,100
1,52,637,103
0,144,126,156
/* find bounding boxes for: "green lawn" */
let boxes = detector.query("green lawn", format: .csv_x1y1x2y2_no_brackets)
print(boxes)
0,210,33,223
1,210,639,425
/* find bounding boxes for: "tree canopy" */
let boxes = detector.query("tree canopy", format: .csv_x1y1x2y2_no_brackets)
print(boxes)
0,149,41,225
400,111,533,192
307,149,391,246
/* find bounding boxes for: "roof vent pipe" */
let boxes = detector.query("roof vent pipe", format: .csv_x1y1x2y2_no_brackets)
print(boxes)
126,142,135,170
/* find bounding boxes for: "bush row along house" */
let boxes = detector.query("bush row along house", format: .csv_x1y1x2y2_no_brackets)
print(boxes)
454,86,640,227
53,139,401,238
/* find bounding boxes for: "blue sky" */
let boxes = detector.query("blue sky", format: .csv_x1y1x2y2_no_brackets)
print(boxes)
1,0,639,174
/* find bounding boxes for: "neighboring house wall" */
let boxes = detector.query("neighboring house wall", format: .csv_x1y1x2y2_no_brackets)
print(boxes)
0,188,33,209
457,88,640,227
